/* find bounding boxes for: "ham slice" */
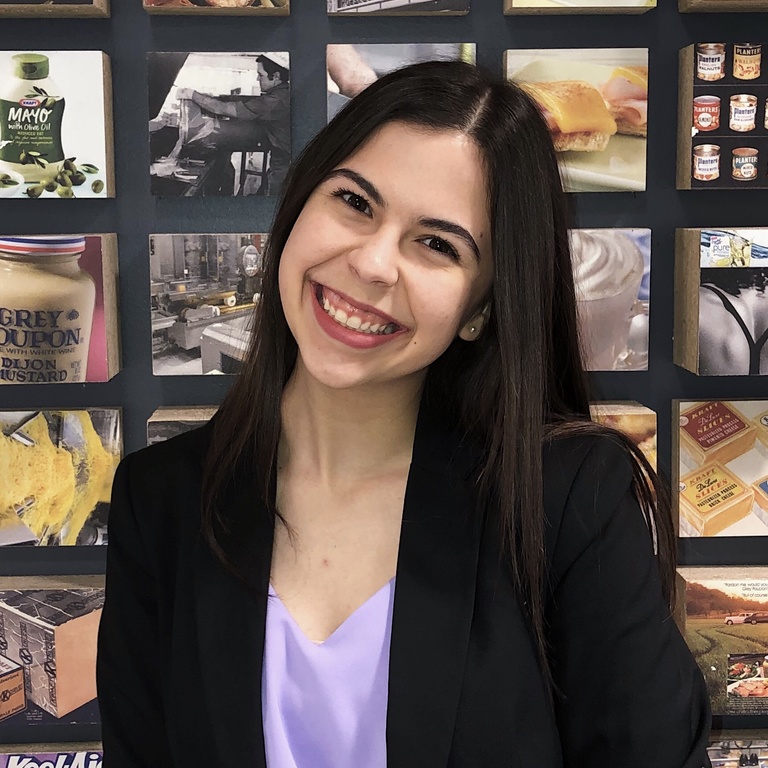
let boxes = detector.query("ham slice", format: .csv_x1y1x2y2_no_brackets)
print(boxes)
601,76,647,129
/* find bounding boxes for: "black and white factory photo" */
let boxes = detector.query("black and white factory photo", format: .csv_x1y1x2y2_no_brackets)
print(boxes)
148,52,290,197
150,233,267,375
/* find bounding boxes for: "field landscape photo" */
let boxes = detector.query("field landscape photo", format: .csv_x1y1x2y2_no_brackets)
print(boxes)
679,567,768,714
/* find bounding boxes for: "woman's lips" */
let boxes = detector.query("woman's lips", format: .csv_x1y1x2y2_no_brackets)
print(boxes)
309,282,407,349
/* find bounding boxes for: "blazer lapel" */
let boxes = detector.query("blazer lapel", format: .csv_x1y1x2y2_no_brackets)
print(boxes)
194,458,274,768
387,401,485,768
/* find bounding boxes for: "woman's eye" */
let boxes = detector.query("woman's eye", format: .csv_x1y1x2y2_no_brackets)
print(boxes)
422,236,459,260
333,188,371,216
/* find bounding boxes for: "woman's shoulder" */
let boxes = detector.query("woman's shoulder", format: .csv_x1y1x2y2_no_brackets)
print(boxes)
543,430,637,523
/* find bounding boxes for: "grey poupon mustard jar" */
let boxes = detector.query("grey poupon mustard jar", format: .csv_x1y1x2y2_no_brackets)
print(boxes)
0,236,95,384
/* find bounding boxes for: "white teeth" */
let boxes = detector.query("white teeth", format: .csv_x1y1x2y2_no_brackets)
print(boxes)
319,288,397,335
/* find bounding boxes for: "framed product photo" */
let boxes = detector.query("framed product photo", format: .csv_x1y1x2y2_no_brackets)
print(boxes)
673,400,768,538
590,402,657,468
0,235,120,385
148,52,289,197
0,0,109,17
0,51,114,199
680,0,768,11
327,0,468,14
0,409,121,546
677,43,768,190
571,228,650,370
0,577,104,741
147,406,218,445
504,48,648,192
707,733,768,765
677,567,768,717
327,44,475,121
144,0,288,14
150,233,267,375
675,228,768,376
0,745,102,767
504,0,654,14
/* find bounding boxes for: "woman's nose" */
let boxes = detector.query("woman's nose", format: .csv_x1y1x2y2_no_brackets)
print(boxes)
347,228,401,287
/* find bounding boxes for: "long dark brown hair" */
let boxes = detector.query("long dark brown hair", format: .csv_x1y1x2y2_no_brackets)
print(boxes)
202,60,675,684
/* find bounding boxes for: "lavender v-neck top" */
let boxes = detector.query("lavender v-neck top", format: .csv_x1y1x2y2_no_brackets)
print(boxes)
262,578,396,768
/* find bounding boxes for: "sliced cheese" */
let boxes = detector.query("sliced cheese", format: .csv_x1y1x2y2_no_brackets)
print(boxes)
610,66,648,90
522,80,617,136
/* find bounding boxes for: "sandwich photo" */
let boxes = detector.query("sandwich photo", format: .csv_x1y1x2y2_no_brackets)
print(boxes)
520,80,617,152
505,48,649,192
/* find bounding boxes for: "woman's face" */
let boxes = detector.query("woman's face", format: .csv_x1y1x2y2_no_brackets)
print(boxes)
278,121,494,391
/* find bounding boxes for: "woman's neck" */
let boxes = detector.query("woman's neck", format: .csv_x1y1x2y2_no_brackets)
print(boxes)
279,359,423,484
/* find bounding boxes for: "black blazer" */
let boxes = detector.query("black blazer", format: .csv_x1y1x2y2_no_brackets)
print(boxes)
97,403,712,767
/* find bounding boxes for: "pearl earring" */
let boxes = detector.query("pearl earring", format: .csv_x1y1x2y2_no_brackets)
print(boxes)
469,325,477,334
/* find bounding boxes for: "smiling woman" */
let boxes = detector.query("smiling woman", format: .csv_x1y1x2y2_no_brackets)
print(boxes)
97,61,712,768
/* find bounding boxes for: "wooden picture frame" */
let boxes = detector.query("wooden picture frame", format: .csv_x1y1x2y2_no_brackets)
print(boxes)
0,51,115,199
504,49,649,193
672,399,768,538
327,0,468,15
675,227,768,377
0,410,122,546
0,1,109,18
0,234,121,384
677,566,768,715
147,406,218,445
677,43,768,191
680,0,768,11
590,402,657,468
149,233,268,375
503,0,654,14
144,0,289,15
0,576,104,736
0,744,103,764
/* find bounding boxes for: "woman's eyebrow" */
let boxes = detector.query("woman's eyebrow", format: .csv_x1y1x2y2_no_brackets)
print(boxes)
419,217,481,262
325,168,481,262
324,168,385,208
